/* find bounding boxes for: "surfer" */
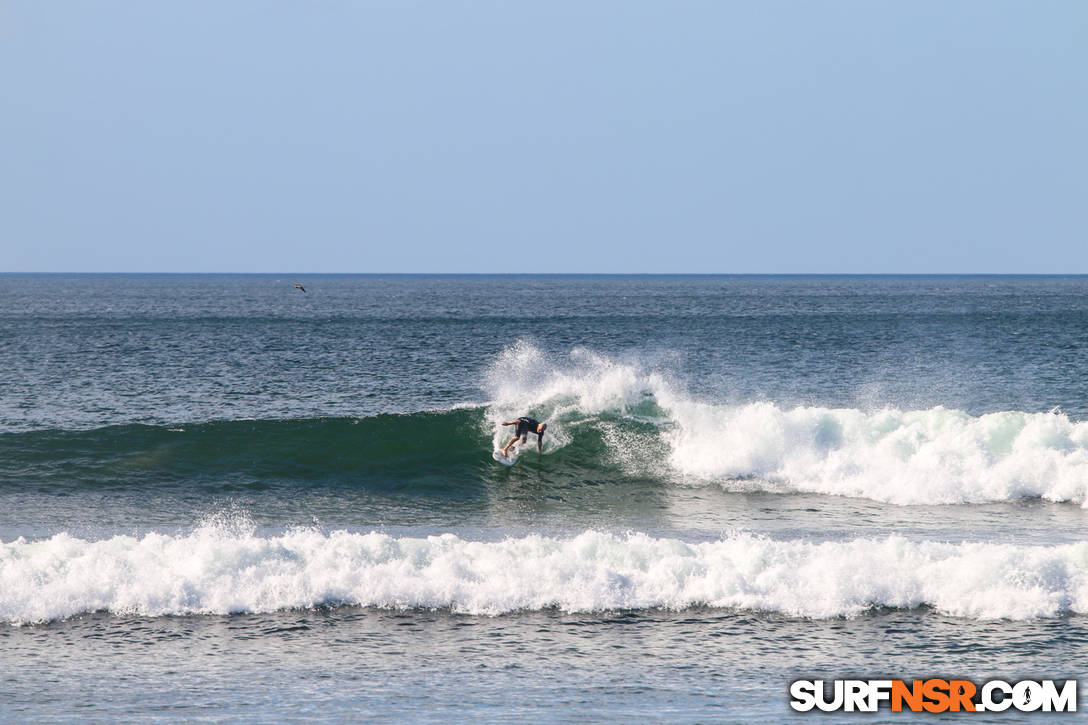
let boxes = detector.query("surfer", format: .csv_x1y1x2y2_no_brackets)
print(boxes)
500,417,547,456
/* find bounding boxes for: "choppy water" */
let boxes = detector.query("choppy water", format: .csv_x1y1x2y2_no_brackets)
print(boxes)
3,274,1088,722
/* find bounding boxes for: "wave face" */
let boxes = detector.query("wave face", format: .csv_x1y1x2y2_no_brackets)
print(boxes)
6,342,1088,507
0,410,492,490
4,524,1088,624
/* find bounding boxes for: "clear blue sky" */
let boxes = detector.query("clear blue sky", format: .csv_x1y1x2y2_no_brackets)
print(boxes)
2,1,1085,273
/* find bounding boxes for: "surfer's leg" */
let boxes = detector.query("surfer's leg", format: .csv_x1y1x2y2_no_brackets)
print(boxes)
501,435,519,455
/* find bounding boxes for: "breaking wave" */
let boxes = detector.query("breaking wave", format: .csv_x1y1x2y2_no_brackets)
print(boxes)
484,342,1088,506
5,341,1088,507
4,523,1088,624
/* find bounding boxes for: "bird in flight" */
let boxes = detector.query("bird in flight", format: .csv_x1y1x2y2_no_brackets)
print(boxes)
294,283,307,293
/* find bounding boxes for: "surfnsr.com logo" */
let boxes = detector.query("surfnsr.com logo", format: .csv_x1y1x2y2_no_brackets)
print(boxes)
790,679,1077,713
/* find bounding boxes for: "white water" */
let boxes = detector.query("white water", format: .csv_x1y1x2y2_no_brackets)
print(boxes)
4,524,1088,625
485,342,1088,506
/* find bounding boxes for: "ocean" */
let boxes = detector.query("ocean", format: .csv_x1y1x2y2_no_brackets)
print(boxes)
2,274,1087,722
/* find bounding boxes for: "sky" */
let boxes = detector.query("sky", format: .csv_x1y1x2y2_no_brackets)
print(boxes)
1,1,1085,273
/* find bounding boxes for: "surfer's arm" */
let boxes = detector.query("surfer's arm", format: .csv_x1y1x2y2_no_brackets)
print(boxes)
537,434,543,454
501,420,517,426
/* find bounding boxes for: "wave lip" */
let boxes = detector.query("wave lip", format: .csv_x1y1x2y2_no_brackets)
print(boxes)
4,527,1088,624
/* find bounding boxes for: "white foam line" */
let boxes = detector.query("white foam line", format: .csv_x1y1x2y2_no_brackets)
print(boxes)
4,528,1088,624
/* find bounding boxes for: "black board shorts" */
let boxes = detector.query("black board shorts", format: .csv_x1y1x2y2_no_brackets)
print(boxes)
515,418,539,436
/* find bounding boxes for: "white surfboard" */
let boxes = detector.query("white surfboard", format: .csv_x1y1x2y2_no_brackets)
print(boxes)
492,450,517,466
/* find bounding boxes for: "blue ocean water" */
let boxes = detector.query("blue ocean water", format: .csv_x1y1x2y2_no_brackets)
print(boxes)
2,274,1088,722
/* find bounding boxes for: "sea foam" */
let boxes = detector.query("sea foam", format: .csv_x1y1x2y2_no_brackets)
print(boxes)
4,526,1088,624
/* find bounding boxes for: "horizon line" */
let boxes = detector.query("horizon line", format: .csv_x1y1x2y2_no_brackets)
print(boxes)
2,271,1088,278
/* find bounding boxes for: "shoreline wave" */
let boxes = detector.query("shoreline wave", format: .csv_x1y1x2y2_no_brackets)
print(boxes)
3,526,1087,624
